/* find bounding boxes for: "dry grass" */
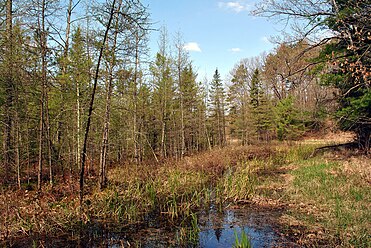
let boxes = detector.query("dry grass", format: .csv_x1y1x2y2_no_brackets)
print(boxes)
342,156,371,183
0,144,278,244
0,183,81,242
1,139,369,247
275,155,371,247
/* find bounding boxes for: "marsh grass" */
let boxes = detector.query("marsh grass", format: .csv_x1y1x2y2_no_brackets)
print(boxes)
241,142,370,247
219,162,257,202
86,162,212,228
286,158,371,247
233,229,252,248
0,186,82,245
2,141,369,247
0,144,273,244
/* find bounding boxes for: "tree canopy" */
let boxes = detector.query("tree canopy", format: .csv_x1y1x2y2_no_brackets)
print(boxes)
254,0,371,150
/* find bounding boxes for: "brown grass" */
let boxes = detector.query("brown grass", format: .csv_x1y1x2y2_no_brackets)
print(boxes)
0,144,279,244
1,139,369,247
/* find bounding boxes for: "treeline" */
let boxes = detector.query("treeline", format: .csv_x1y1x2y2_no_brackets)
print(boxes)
0,0,227,189
1,0,369,191
227,41,335,144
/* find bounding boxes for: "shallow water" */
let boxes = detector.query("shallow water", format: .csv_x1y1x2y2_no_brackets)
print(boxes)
104,207,281,247
102,206,281,247
7,206,284,247
197,205,280,248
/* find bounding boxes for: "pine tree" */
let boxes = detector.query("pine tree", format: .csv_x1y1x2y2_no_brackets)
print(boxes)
150,52,175,157
274,96,305,141
321,0,371,150
180,64,199,153
69,27,92,171
0,4,30,187
209,69,226,146
53,26,92,175
228,63,250,145
249,69,272,141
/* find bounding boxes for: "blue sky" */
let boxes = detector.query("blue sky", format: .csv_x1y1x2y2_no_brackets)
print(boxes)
142,0,281,82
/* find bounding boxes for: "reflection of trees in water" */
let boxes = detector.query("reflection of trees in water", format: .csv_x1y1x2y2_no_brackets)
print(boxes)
210,209,225,242
215,228,223,241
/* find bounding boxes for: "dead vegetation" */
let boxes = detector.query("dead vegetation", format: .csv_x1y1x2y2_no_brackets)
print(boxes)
0,137,370,247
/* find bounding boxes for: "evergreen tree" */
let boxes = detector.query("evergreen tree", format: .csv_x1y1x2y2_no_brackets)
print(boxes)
180,64,199,152
228,63,250,145
0,21,31,187
255,0,370,150
61,26,92,170
250,69,261,109
150,52,175,157
274,96,305,141
209,69,226,146
249,69,272,141
321,0,370,150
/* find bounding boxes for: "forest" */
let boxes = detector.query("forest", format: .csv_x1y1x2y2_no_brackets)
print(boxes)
0,0,370,247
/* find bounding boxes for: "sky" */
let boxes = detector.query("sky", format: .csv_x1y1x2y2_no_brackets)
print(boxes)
142,0,282,82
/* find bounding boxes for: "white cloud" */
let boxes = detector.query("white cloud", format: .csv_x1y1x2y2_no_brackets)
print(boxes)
218,1,250,13
229,48,242,53
184,42,202,52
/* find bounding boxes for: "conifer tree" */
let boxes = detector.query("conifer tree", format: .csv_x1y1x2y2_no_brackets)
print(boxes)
274,96,305,141
1,0,13,184
180,64,199,152
209,69,226,146
152,53,174,156
249,69,272,141
68,26,92,173
228,63,250,145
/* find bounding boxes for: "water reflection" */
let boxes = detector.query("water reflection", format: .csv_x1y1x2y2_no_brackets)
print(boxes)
198,208,278,248
7,207,281,247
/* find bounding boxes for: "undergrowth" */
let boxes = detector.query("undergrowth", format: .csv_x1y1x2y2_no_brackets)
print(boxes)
1,142,369,247
287,159,371,247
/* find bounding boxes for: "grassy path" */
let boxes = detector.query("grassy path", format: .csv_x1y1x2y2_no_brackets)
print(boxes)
250,143,371,247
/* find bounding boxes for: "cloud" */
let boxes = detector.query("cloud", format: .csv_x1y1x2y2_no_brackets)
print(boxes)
229,48,242,53
184,42,202,52
218,1,250,13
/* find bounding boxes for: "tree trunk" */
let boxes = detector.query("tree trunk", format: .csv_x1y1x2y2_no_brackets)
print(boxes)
45,93,52,186
358,129,371,153
3,0,13,185
177,50,185,158
222,99,226,146
217,102,222,146
37,0,48,191
37,92,44,191
15,115,21,190
80,0,116,209
99,0,122,190
76,77,81,173
57,0,74,166
133,31,139,163
161,120,166,157
99,70,114,190
26,118,31,185
14,80,21,189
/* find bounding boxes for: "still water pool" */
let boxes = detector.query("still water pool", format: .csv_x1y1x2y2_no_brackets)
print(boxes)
10,206,291,247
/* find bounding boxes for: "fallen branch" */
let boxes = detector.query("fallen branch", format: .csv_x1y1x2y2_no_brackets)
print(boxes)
310,142,358,157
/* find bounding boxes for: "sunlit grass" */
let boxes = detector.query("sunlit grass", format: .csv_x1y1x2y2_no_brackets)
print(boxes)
233,229,252,248
218,162,257,202
286,158,371,247
1,141,369,247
